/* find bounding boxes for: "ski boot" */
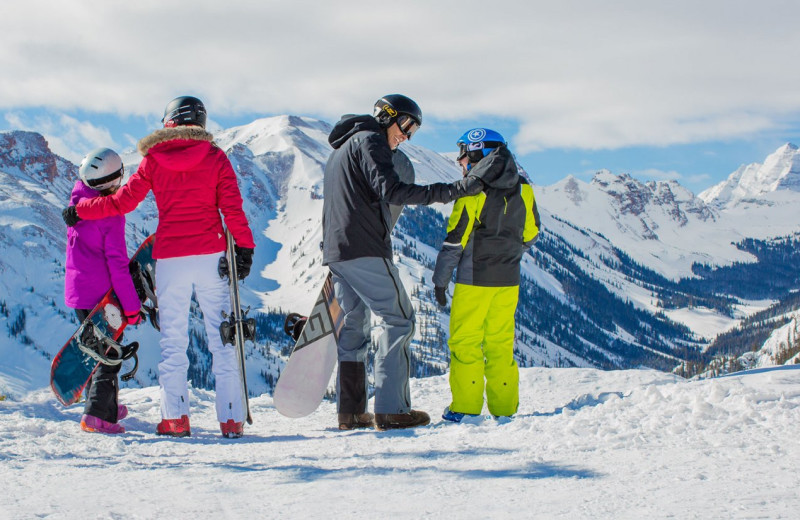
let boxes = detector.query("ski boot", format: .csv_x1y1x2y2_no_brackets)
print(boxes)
156,415,191,437
374,410,430,431
220,419,244,438
442,407,483,424
80,414,125,434
338,412,374,430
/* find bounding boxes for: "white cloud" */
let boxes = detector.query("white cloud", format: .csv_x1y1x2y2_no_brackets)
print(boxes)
631,168,713,188
1,1,799,151
634,168,684,182
5,112,118,162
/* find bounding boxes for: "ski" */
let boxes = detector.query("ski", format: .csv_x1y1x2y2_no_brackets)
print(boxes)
220,229,254,425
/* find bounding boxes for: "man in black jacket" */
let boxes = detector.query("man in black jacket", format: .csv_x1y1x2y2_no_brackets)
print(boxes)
323,94,483,431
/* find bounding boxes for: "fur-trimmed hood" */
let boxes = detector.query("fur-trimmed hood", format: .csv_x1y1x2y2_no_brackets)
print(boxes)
137,126,215,156
137,126,216,172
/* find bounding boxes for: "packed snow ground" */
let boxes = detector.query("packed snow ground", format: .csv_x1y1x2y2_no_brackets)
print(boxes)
2,366,799,519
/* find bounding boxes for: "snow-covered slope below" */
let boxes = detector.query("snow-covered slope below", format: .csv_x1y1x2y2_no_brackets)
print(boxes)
745,311,800,368
1,366,798,519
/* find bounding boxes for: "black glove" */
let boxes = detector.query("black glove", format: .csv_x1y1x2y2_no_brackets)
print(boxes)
435,286,448,307
449,176,484,200
62,206,81,227
235,246,254,280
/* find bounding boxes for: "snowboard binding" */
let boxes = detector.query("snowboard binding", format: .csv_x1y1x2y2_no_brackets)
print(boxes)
219,307,256,346
283,312,307,342
77,322,140,381
130,260,160,331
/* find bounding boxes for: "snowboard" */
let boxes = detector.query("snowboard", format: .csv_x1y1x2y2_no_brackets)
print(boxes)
50,233,158,407
219,229,255,425
273,149,415,418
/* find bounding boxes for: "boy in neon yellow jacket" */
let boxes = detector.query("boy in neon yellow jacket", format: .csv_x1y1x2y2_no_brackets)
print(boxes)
433,128,540,421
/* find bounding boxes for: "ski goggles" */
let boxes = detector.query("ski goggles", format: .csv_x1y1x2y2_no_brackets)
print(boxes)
396,114,420,139
456,141,504,162
457,142,485,162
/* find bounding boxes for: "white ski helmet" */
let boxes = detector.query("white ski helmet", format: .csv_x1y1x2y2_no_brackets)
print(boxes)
79,147,124,192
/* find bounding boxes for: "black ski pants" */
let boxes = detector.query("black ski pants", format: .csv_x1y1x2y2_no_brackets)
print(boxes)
75,309,121,423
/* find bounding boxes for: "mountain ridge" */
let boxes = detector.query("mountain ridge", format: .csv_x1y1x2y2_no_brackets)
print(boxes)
1,121,799,399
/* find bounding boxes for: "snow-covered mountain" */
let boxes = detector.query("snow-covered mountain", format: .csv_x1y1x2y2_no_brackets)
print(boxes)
538,171,719,279
2,122,800,400
538,147,800,281
700,143,800,207
0,131,85,398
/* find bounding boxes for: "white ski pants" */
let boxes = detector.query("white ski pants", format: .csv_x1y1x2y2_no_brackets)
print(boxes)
155,252,244,423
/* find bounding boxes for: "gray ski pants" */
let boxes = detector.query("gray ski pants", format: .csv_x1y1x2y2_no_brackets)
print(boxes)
328,257,416,415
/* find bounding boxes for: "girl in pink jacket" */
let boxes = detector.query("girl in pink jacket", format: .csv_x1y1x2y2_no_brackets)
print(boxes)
65,147,142,434
64,96,255,438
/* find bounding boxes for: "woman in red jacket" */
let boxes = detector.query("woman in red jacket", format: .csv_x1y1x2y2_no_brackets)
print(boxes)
63,96,256,438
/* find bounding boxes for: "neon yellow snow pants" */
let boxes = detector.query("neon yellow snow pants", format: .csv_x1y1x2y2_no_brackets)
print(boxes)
448,284,519,417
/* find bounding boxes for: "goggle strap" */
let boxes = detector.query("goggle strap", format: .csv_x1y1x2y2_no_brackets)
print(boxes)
462,140,505,151
86,167,124,188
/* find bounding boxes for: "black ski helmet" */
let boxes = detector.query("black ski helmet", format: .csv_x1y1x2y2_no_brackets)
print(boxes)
373,94,422,130
162,96,207,128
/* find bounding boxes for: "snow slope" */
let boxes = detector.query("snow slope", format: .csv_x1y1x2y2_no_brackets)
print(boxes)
1,366,798,519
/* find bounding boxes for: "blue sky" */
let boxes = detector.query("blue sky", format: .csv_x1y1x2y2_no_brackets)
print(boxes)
2,1,799,193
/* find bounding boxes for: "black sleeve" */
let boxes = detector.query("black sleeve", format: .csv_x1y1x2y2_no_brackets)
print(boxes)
358,135,468,206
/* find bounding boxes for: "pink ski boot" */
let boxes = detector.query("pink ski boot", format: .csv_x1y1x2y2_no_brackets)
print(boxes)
80,414,125,434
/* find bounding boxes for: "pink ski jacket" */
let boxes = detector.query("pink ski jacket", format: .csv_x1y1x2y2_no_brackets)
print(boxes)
75,127,255,259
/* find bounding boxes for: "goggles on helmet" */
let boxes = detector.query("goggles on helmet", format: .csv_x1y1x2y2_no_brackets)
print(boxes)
85,166,124,190
396,114,420,139
457,141,485,162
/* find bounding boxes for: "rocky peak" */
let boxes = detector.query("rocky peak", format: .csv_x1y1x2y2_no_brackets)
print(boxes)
592,171,652,217
0,130,76,186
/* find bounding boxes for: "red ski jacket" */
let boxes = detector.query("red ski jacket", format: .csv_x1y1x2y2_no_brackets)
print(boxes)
76,127,255,259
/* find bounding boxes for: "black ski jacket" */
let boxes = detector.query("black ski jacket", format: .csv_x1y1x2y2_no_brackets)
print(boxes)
322,115,483,264
432,146,541,287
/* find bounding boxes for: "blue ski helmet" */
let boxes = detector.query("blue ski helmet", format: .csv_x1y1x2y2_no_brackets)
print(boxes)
456,128,506,164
